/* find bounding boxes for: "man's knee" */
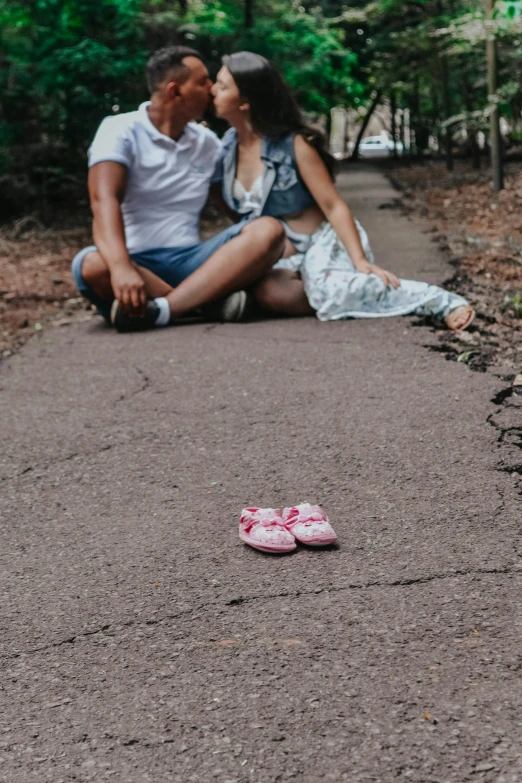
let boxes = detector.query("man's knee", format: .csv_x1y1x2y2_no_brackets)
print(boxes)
82,251,109,285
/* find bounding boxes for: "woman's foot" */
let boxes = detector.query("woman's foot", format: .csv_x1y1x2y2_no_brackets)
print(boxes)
444,305,475,332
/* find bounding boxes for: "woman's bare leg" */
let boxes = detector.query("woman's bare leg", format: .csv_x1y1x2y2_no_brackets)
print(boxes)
82,217,285,321
252,269,315,316
165,218,285,319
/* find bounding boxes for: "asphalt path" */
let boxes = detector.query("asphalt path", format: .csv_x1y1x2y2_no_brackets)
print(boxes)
1,166,521,782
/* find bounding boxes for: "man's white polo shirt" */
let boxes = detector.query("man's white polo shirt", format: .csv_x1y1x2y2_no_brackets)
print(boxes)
88,102,222,254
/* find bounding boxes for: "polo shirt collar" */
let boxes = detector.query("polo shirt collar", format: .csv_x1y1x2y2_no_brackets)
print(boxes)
138,101,190,146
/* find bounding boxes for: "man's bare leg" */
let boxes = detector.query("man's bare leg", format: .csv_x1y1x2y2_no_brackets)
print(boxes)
82,217,284,324
165,218,285,319
82,251,173,301
252,269,315,316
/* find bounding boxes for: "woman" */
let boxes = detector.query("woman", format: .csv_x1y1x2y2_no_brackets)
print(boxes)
211,52,474,330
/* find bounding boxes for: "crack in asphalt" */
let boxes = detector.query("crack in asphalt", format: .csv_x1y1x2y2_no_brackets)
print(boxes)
487,400,522,497
487,393,522,560
4,563,521,661
0,444,114,482
487,411,522,446
5,608,196,660
493,486,506,521
0,433,154,482
1,366,153,481
116,367,150,404
224,564,520,606
497,463,522,476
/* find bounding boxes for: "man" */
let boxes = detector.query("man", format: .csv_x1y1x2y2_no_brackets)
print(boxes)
71,45,284,331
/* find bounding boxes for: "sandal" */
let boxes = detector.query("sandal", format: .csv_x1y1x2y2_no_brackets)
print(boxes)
239,507,297,553
444,305,475,332
282,503,337,546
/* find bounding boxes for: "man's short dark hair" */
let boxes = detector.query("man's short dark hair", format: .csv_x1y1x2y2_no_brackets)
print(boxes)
146,45,203,93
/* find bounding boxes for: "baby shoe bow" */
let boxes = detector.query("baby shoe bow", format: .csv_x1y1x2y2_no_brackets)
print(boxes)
282,503,337,546
239,507,297,553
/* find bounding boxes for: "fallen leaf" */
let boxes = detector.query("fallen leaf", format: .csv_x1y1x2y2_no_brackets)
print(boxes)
457,350,479,363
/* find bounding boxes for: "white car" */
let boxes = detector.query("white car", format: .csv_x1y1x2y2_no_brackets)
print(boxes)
358,135,403,157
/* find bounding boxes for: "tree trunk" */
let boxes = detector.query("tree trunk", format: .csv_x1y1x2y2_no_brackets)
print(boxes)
351,92,382,160
485,0,504,190
440,55,454,171
461,66,481,169
435,0,453,170
431,87,443,159
411,75,421,158
245,0,254,27
471,134,481,169
399,105,406,154
391,91,398,158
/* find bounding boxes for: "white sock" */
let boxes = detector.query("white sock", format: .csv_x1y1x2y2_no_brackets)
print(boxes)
154,297,170,327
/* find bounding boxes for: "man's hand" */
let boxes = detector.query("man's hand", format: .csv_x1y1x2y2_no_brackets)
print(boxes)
89,162,147,313
110,264,147,315
354,259,401,289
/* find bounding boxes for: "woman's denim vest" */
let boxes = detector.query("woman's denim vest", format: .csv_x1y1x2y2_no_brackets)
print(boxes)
220,129,316,229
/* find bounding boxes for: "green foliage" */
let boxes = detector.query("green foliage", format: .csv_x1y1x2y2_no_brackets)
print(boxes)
180,0,361,114
503,292,522,317
0,0,362,208
0,0,146,160
0,0,148,210
3,0,522,215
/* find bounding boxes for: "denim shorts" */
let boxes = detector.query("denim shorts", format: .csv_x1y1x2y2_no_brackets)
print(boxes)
71,222,244,321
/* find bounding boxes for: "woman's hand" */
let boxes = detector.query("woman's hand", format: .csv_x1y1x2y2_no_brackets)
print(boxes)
354,259,401,289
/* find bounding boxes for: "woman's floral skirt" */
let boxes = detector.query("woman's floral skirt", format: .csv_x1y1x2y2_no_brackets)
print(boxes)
275,220,468,322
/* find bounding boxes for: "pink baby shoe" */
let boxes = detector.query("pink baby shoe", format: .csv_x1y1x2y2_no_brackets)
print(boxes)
282,503,337,546
239,507,297,553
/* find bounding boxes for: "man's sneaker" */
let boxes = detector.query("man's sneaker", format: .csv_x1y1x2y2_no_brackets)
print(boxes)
110,299,160,333
203,290,251,323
